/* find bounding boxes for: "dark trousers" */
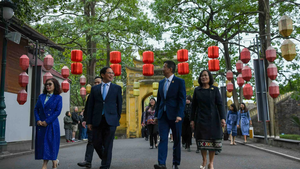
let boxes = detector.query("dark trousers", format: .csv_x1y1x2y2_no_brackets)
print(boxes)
182,118,192,148
158,112,182,165
93,116,116,169
142,126,148,139
147,124,158,146
84,129,94,163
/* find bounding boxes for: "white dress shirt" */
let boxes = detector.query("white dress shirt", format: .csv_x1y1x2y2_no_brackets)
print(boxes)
164,74,174,93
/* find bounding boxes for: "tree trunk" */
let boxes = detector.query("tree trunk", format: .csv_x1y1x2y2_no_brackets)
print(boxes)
84,1,97,85
106,37,111,67
223,42,239,108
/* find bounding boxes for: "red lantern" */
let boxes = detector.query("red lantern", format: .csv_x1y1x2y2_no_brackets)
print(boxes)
71,62,83,75
19,55,29,71
110,51,121,63
243,84,253,100
43,72,53,84
71,50,83,62
267,64,278,80
110,64,121,76
143,64,154,76
242,66,252,81
236,60,243,73
241,48,251,64
227,82,234,92
208,59,220,71
43,55,54,70
143,51,154,64
226,70,233,81
80,87,86,98
178,62,189,75
177,49,188,62
208,46,219,59
269,82,279,98
61,66,70,78
80,75,86,86
61,80,70,93
18,72,29,87
266,46,276,62
237,74,244,87
17,89,27,105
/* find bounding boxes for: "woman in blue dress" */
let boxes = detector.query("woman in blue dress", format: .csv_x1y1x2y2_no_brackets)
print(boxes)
34,78,62,169
237,103,252,143
226,103,238,145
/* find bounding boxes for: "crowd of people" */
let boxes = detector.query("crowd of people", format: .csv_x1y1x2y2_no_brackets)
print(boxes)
33,60,252,169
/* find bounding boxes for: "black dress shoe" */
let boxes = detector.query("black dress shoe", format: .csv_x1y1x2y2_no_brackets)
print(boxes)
77,161,91,168
172,165,179,169
154,164,167,169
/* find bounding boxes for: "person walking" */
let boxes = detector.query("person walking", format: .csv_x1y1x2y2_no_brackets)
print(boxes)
182,95,193,152
190,70,226,169
71,106,79,142
78,76,102,168
143,98,158,149
87,67,122,169
237,103,252,144
154,60,186,169
141,110,148,141
226,103,238,145
64,111,73,143
34,78,62,169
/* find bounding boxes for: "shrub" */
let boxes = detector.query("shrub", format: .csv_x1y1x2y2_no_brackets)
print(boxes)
280,134,300,140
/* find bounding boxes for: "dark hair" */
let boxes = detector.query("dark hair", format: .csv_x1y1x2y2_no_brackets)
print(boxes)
230,103,238,112
148,98,156,111
100,67,112,79
163,60,176,73
95,76,101,79
186,95,192,101
198,70,214,87
65,111,70,116
43,78,61,95
240,102,248,112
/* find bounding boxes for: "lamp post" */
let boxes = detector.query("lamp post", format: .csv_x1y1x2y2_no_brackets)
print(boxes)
0,0,15,153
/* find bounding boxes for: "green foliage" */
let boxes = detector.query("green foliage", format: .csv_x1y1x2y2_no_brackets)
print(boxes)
280,134,300,140
27,0,161,106
290,115,300,128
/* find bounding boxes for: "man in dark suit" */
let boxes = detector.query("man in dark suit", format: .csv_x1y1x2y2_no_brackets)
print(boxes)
77,76,102,168
87,67,122,169
154,60,186,169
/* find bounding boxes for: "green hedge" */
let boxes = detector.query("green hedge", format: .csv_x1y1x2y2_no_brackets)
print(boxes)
280,134,300,140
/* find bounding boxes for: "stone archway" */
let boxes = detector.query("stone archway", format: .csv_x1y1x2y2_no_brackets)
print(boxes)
124,58,164,138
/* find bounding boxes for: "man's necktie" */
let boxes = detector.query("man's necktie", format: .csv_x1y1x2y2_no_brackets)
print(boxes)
164,79,168,111
102,83,107,115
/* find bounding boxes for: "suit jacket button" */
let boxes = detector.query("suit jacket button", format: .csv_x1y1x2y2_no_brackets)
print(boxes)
48,114,50,116
49,109,51,111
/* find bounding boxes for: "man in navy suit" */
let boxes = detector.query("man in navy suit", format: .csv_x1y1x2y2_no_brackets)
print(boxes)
154,60,186,169
87,67,122,169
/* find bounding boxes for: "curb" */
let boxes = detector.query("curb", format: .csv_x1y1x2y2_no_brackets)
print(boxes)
235,140,300,162
0,140,87,160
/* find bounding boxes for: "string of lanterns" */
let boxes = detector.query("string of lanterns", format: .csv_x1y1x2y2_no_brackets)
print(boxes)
177,49,189,75
143,51,154,76
110,51,122,76
208,46,220,71
71,50,83,75
17,55,29,105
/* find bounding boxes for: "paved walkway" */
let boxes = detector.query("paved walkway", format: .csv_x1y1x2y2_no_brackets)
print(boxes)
0,138,300,169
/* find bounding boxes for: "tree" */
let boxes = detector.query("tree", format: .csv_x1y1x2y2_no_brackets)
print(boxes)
150,0,260,107
29,0,162,106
